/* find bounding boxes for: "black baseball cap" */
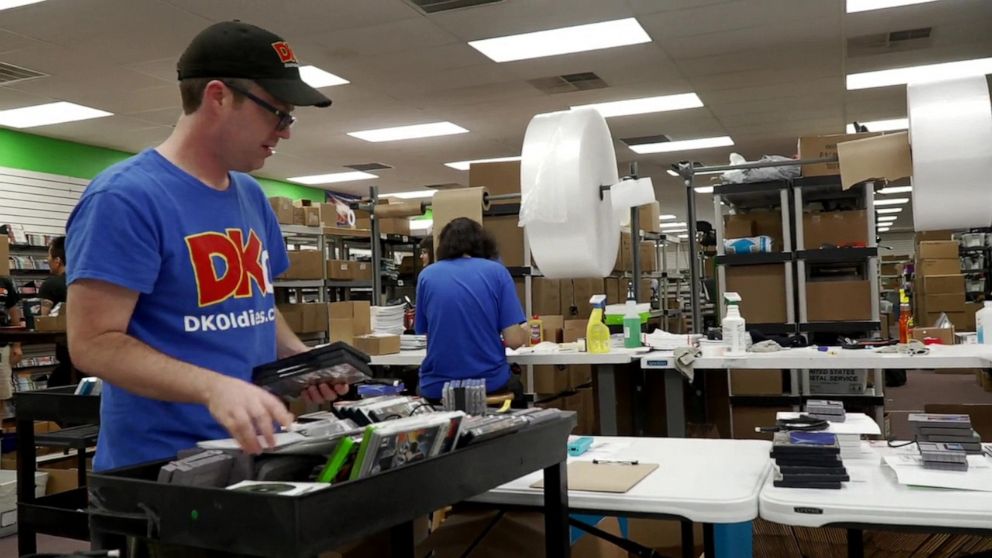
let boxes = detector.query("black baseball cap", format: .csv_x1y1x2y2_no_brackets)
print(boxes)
177,20,331,108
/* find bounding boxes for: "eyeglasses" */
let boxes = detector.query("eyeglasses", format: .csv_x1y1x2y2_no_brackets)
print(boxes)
223,80,296,131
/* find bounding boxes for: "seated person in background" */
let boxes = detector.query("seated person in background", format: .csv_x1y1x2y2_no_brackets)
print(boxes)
415,218,528,407
418,235,434,268
39,236,76,387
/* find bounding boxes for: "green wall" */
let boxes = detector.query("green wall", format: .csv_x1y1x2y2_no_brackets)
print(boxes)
0,128,324,200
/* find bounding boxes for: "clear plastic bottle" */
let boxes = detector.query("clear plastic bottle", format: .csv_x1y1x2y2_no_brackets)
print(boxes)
586,295,611,354
722,292,746,355
622,289,642,349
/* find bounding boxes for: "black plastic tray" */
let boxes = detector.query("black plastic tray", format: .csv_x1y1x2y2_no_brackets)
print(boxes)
89,413,576,558
253,342,373,397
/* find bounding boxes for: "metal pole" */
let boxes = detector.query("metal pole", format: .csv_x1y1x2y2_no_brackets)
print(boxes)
629,161,640,302
693,156,837,174
682,164,703,334
370,185,382,306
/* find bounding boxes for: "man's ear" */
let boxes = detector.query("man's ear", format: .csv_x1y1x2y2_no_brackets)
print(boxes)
202,80,229,109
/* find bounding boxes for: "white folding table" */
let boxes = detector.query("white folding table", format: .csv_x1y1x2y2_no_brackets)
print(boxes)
472,436,773,558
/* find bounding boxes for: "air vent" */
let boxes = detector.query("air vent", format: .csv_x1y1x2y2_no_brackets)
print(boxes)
0,62,46,85
847,27,932,57
344,162,392,172
406,0,502,14
620,134,671,147
528,72,608,95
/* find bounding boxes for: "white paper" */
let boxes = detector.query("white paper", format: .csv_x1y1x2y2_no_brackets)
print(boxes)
776,412,882,436
883,454,992,492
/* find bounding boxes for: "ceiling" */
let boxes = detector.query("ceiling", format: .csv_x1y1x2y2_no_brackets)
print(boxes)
1,0,990,233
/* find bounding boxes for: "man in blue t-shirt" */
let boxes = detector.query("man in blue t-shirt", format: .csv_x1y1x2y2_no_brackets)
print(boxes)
415,218,529,403
66,21,347,471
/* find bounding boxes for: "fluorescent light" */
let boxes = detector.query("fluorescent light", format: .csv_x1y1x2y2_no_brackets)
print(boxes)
0,0,46,10
878,216,898,222
444,156,521,171
876,207,903,214
348,121,468,142
629,136,734,154
878,185,913,195
878,227,891,232
847,0,939,13
381,189,437,200
660,222,687,229
666,170,679,177
571,93,702,118
287,171,377,185
0,101,112,128
660,214,677,221
874,197,909,206
847,57,992,90
846,118,908,133
677,234,689,239
298,65,349,88
694,186,715,194
409,219,433,232
468,17,651,63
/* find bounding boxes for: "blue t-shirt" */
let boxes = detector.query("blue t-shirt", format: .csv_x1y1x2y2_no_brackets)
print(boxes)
414,258,526,399
66,149,289,471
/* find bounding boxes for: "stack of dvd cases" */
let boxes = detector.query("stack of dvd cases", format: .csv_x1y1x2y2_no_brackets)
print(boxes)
805,399,846,423
770,432,848,489
909,413,982,454
917,441,969,471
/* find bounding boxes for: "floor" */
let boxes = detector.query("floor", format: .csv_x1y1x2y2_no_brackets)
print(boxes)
3,371,992,557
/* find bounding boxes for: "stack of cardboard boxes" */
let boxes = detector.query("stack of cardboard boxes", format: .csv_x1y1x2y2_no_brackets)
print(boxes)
914,237,971,331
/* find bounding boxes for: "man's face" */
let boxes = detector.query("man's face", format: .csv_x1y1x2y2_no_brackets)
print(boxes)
47,247,61,274
221,83,294,173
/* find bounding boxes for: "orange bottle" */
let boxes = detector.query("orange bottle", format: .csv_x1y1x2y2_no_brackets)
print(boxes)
898,303,911,343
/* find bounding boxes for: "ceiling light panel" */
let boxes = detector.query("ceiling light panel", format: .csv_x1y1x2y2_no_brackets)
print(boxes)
660,214,677,221
0,101,112,128
694,186,715,194
444,156,521,171
878,186,913,194
630,136,734,154
571,93,702,118
847,0,940,13
468,18,651,63
287,171,377,185
847,57,992,90
846,118,908,133
0,1,47,11
381,189,438,199
348,121,468,142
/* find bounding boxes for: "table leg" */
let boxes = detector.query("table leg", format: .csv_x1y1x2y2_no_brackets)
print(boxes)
597,364,618,436
543,461,570,558
389,520,415,558
665,369,686,438
847,528,864,558
680,520,694,558
714,522,752,558
77,447,88,488
17,416,37,557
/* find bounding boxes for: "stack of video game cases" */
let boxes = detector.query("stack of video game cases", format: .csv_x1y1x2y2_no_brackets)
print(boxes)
909,413,982,454
917,441,969,471
770,431,848,489
805,399,846,423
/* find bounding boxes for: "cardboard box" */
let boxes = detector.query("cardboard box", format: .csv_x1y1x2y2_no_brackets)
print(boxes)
917,258,960,276
725,265,787,323
569,364,592,388
638,241,657,272
353,334,400,356
806,280,871,321
604,277,621,305
626,519,704,558
836,131,912,189
912,326,955,345
918,241,960,260
304,206,321,227
540,315,564,343
278,304,328,334
329,301,371,336
327,260,352,280
723,215,755,239
923,274,965,295
563,320,586,343
292,206,306,225
916,230,955,243
730,369,783,395
923,293,966,313
483,214,524,267
802,210,868,249
378,218,410,236
328,319,356,345
965,302,982,331
0,237,8,275
567,278,604,319
268,196,294,224
278,304,303,332
34,312,66,332
797,132,881,177
318,203,342,227
619,278,653,304
751,212,784,252
284,251,324,279
531,365,569,395
637,201,662,233
468,160,520,198
352,261,373,281
808,369,868,394
39,467,78,495
732,406,792,440
513,278,526,316
532,278,560,317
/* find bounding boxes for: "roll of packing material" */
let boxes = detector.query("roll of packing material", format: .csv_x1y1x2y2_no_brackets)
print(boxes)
431,187,489,248
909,75,992,231
520,108,620,278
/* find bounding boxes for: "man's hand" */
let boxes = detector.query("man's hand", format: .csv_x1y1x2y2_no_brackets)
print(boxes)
205,375,294,454
9,344,22,368
301,382,349,405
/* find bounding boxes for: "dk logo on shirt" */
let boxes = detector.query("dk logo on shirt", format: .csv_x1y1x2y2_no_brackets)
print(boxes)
185,229,273,307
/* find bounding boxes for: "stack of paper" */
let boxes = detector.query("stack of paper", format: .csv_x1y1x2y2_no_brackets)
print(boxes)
371,305,406,335
400,334,426,350
777,412,881,459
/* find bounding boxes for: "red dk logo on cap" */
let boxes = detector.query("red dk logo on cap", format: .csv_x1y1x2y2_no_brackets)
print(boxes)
186,229,271,307
271,41,298,65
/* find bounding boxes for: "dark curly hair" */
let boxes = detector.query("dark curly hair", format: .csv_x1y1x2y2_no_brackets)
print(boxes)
436,217,499,261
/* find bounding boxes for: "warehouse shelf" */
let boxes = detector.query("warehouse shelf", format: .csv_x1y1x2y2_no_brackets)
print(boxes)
795,247,877,263
715,252,793,266
799,321,880,333
274,279,323,288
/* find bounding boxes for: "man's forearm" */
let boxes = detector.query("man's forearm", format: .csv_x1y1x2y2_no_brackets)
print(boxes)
71,332,227,404
274,309,308,358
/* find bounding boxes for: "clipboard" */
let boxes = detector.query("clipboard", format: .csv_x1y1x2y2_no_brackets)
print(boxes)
530,461,658,493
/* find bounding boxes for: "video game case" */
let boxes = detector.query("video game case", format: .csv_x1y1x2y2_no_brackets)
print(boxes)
771,432,840,455
918,442,968,463
771,454,843,467
915,432,981,444
777,465,848,476
773,479,842,489
916,427,981,437
776,472,850,483
808,413,847,423
907,413,972,429
922,460,969,472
